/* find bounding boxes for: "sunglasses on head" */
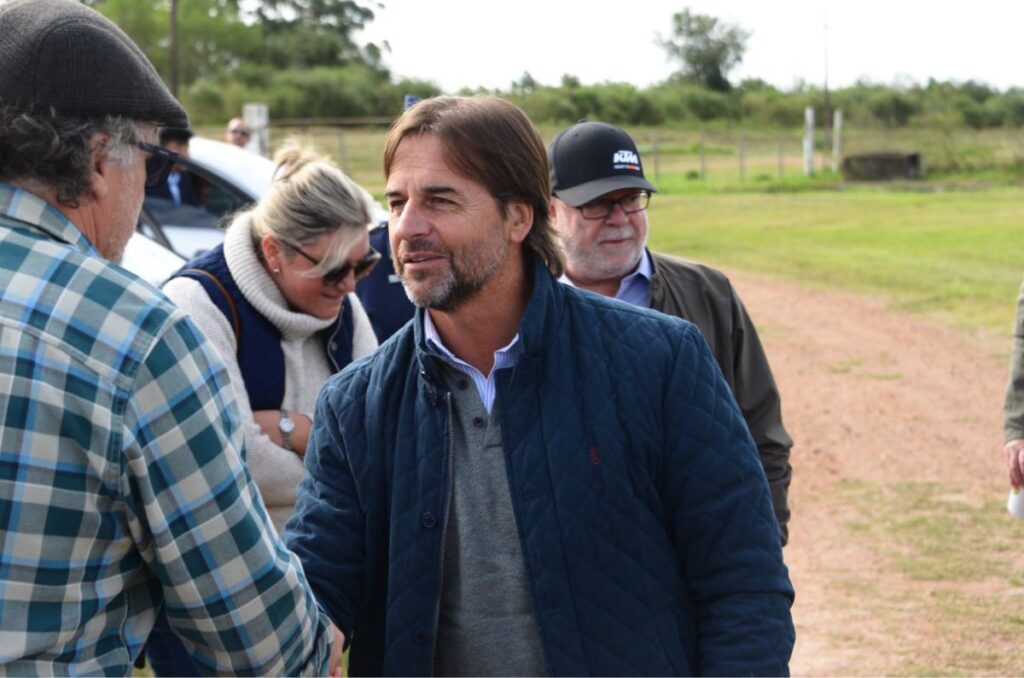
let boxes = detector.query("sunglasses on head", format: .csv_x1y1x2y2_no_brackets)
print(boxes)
283,241,382,286
137,141,179,188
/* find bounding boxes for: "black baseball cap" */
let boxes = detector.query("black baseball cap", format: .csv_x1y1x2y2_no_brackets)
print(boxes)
547,121,656,207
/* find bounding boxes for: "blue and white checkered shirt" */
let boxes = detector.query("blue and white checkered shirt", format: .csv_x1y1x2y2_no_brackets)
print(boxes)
0,184,330,675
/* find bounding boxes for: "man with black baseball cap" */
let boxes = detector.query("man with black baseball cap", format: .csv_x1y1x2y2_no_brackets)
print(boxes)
548,120,794,544
0,1,334,673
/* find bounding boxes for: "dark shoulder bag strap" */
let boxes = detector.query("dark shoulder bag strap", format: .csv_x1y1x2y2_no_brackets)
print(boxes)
181,268,242,343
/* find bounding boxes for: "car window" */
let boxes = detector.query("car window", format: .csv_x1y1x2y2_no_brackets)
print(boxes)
141,164,256,261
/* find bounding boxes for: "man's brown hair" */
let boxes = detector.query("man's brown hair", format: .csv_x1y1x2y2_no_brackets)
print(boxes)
383,95,564,277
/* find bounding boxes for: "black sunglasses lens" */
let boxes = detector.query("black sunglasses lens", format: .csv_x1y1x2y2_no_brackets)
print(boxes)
322,265,351,287
321,248,381,286
356,250,381,280
144,153,174,188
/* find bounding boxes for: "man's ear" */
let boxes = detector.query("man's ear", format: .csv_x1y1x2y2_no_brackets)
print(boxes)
87,132,113,201
507,201,533,245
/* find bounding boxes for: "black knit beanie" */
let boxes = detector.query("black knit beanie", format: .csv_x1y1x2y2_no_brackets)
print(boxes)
0,0,187,127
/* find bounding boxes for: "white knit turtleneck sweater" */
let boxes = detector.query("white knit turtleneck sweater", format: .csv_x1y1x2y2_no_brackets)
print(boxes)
162,215,378,532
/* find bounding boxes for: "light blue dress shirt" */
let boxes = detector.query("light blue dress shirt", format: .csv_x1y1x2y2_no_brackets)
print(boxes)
424,310,522,413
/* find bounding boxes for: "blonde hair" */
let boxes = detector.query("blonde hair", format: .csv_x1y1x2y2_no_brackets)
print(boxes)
248,142,373,274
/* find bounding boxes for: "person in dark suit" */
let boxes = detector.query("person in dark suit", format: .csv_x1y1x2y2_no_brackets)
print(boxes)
145,126,199,207
355,220,415,342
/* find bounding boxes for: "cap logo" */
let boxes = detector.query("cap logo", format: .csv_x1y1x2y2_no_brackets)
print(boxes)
612,149,640,171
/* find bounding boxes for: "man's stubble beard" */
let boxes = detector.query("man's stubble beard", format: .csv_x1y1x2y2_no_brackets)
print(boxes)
395,234,509,313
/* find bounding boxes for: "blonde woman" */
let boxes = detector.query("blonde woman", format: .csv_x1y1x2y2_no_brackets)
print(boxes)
149,145,379,673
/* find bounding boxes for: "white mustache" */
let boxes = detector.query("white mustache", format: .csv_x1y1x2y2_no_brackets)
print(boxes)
597,226,636,243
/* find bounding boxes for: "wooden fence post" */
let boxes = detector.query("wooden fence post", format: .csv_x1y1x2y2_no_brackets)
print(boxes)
803,107,815,176
699,130,706,181
778,129,785,179
832,109,843,174
337,131,351,176
739,132,746,181
652,132,661,183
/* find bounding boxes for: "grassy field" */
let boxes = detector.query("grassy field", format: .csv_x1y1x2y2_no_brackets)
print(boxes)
646,186,1024,334
830,479,1024,675
193,120,1024,336
237,123,1024,334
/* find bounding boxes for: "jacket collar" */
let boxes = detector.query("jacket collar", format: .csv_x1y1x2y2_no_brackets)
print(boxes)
646,247,666,305
413,254,565,379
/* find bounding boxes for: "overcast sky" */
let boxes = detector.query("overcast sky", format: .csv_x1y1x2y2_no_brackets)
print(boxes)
356,0,1020,93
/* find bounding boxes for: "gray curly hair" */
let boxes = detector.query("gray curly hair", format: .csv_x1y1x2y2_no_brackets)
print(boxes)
0,105,143,208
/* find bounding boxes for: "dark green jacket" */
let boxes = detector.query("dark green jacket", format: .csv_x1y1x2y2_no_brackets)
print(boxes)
649,251,793,544
1003,279,1024,442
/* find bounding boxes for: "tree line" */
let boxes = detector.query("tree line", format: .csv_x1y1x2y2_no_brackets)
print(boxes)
86,1,1023,130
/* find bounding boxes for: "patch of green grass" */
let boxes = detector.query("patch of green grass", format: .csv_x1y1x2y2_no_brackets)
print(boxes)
897,665,948,677
646,187,1024,334
827,358,864,373
835,480,1016,581
829,480,1024,673
862,371,902,381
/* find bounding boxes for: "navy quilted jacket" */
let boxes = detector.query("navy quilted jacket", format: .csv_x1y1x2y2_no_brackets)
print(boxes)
285,260,795,677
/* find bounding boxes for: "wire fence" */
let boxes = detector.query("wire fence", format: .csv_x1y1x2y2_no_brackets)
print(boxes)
197,123,1024,195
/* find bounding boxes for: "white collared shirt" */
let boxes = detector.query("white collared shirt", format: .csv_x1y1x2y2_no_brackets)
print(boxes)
423,310,522,413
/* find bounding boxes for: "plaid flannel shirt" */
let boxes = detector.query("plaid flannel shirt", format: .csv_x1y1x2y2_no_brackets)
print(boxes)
0,184,331,676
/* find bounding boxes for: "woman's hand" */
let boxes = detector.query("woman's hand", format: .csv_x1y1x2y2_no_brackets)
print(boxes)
253,409,313,457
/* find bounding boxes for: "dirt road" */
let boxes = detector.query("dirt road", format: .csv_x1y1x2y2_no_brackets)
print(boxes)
728,270,1015,675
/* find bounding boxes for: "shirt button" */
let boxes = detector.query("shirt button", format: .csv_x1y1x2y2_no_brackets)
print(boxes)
472,417,485,429
414,629,428,644
420,512,436,529
458,378,469,390
330,342,338,351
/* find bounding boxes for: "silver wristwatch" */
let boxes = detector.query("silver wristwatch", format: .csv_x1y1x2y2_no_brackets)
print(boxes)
279,408,296,451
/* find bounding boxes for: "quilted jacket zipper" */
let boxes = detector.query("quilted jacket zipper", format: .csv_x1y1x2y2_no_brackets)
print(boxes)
428,391,454,670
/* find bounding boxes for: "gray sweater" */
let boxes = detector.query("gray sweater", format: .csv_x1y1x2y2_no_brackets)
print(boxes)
433,363,547,677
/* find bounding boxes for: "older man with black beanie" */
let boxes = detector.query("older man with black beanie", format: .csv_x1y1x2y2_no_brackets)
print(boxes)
0,1,334,674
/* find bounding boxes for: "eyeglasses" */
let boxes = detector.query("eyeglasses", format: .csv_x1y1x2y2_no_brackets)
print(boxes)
229,128,251,138
137,141,179,188
283,241,382,286
578,190,651,220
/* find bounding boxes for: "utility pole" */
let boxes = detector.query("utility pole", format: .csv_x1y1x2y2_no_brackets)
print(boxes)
169,0,179,98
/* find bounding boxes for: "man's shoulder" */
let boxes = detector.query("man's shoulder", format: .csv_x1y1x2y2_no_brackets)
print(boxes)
562,283,702,347
650,250,733,291
368,220,390,248
0,229,189,383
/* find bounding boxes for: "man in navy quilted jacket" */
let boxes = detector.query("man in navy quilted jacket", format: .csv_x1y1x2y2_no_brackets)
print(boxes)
285,95,795,676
